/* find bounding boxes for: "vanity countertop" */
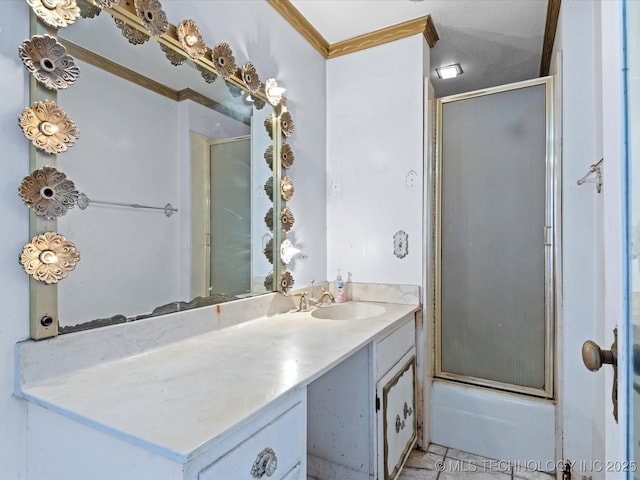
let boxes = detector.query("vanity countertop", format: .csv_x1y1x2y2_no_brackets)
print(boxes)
19,301,419,464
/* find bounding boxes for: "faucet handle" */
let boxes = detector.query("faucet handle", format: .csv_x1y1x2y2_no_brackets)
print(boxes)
292,291,309,311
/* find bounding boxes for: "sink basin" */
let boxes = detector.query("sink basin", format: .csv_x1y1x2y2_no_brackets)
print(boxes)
310,302,387,320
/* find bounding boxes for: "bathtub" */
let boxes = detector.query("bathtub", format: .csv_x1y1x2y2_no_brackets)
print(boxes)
430,380,556,466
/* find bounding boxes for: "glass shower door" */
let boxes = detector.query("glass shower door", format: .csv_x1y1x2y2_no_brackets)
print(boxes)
435,78,554,397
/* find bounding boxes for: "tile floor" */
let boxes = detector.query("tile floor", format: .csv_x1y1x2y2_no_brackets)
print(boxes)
397,444,556,480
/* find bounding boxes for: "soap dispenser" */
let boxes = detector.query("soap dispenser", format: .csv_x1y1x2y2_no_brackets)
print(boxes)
335,270,346,303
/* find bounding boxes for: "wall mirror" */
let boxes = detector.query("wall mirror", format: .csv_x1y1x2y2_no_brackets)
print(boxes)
25,1,284,335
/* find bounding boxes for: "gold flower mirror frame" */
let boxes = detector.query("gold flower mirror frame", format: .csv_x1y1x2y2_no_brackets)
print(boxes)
25,1,292,339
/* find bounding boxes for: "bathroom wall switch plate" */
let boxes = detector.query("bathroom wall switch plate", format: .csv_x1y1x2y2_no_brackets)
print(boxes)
393,230,409,259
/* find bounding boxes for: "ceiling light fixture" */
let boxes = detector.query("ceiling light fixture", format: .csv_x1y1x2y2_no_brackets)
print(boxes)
436,63,463,80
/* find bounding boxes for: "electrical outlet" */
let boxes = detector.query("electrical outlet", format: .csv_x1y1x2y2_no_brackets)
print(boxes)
330,180,343,197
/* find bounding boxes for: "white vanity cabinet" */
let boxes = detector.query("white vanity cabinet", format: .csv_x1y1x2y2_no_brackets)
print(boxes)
18,296,421,480
374,315,417,480
307,311,417,480
26,388,307,480
198,393,306,480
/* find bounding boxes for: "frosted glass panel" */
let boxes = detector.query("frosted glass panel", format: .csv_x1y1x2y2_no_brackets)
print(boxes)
210,139,251,296
440,84,547,389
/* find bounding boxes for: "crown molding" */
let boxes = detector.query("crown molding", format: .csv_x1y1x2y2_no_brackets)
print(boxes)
267,0,439,60
328,15,438,59
540,0,561,76
266,0,329,58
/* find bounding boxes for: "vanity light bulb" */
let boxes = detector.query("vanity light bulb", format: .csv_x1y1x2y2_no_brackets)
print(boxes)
39,250,58,264
265,78,285,106
280,239,300,264
269,86,286,96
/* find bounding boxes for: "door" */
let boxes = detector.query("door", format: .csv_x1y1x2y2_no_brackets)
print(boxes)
209,136,252,297
435,77,554,398
430,78,556,463
580,2,627,478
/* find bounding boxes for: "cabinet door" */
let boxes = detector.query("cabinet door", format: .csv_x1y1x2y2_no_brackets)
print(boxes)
377,352,416,480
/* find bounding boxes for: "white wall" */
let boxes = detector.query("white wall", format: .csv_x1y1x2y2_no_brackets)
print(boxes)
326,35,426,287
0,1,326,477
0,3,30,477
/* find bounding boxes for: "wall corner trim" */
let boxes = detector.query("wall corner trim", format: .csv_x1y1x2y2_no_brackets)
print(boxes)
266,0,330,58
539,0,561,76
267,0,440,60
423,15,439,48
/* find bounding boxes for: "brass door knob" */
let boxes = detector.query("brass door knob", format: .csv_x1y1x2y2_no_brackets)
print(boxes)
581,328,618,423
582,340,616,372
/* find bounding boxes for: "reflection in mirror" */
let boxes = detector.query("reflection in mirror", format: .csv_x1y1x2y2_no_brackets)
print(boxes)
51,7,276,331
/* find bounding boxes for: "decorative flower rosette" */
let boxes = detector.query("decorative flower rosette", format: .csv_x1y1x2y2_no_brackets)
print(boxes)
263,238,273,264
280,207,295,232
279,270,294,293
280,176,294,201
241,62,260,93
19,166,79,219
20,232,81,284
77,0,100,18
94,0,120,7
134,0,168,37
177,19,206,59
253,97,266,110
27,0,81,29
280,111,294,137
264,145,273,170
196,63,217,83
263,115,273,139
264,177,273,200
19,35,80,90
211,43,237,79
280,143,295,168
264,207,274,231
115,18,150,45
263,270,274,291
160,43,186,66
227,83,243,98
19,99,79,154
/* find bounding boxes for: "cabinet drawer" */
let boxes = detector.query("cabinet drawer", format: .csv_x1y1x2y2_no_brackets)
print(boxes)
376,315,415,379
198,401,305,480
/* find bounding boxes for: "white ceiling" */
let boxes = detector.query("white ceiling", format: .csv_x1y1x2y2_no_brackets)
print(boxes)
289,0,549,97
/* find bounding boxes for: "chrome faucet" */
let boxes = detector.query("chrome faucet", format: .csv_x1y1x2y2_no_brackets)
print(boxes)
317,288,335,305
